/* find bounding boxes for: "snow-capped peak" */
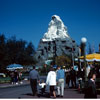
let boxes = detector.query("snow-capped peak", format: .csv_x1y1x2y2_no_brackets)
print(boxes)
42,15,70,41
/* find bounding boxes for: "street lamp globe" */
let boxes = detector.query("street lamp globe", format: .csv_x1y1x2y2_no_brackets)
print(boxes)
81,37,87,44
81,37,87,81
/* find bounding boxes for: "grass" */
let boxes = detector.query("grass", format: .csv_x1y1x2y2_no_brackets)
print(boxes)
0,77,11,83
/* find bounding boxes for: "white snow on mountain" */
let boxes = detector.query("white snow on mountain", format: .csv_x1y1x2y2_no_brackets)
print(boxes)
42,15,70,41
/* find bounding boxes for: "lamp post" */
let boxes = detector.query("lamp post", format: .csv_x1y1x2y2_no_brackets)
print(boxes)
78,46,81,72
81,37,87,81
72,46,74,67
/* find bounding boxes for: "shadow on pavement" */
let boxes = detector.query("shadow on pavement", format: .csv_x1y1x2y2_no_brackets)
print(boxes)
22,93,33,96
21,92,50,98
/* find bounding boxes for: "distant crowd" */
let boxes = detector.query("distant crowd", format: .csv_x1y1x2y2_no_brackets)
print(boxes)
9,70,23,85
29,64,99,98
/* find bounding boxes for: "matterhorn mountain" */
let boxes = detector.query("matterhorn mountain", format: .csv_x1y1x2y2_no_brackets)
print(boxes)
42,15,70,41
35,15,79,61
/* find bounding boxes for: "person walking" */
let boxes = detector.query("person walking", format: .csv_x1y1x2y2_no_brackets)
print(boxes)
46,67,56,98
14,70,19,85
70,66,76,88
10,71,15,84
66,71,70,88
56,66,65,97
77,69,83,92
86,64,91,77
18,72,23,84
29,66,40,96
39,80,46,95
84,71,97,98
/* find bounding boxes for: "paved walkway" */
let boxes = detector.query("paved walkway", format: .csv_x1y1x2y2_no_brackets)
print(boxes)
0,84,100,98
0,75,100,98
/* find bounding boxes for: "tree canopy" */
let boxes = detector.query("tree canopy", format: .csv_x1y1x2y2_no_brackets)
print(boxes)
0,34,36,71
55,55,71,68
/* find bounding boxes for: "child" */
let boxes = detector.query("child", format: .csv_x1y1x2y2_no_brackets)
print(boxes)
39,80,46,95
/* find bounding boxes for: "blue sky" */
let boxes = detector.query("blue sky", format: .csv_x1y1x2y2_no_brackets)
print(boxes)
0,0,100,52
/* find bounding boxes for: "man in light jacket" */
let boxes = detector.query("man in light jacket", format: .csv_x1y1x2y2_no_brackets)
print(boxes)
46,67,56,98
56,66,65,97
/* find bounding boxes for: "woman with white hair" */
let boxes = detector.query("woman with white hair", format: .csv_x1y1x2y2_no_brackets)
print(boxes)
46,67,56,98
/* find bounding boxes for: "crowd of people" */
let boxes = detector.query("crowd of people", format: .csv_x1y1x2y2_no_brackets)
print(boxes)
29,64,99,98
10,70,23,85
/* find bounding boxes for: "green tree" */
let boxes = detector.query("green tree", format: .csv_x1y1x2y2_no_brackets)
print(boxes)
0,34,37,71
55,55,71,68
0,34,6,70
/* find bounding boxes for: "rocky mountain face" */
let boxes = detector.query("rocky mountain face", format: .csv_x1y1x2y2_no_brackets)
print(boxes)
35,15,79,62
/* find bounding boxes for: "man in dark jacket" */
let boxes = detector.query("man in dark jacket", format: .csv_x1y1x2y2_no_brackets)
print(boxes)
29,66,40,96
84,71,97,98
70,66,76,88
